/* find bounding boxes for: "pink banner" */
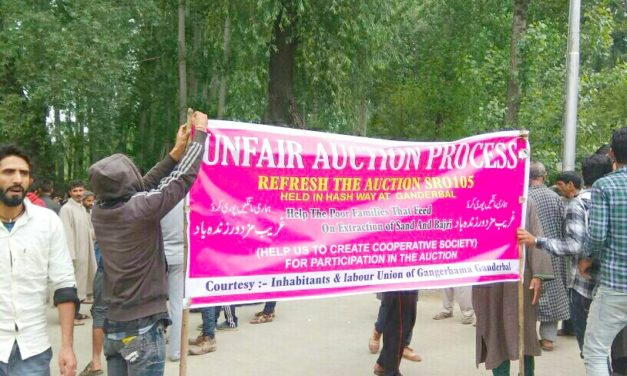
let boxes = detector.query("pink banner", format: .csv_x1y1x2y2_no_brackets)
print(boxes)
186,121,530,307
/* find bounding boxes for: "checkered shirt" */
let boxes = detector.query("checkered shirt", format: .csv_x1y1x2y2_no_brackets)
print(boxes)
529,184,570,321
536,190,594,298
583,166,627,293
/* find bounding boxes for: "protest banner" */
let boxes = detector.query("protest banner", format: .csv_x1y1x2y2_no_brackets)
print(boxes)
185,121,530,307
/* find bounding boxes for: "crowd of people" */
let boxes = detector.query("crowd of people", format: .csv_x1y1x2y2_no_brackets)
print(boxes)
0,122,625,376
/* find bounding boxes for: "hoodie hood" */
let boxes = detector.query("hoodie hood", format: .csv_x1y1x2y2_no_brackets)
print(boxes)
89,154,144,203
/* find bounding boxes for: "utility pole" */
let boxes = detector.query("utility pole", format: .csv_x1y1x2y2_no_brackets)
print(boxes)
562,0,581,171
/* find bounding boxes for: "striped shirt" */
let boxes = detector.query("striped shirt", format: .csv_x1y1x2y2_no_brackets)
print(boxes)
583,166,627,293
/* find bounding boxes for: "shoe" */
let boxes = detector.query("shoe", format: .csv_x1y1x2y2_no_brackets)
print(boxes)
433,311,453,320
216,321,238,331
78,361,104,376
373,363,384,376
189,334,210,346
81,299,94,305
402,346,422,362
539,339,554,351
250,313,273,324
76,313,90,320
73,319,85,326
461,316,474,325
368,329,382,354
188,336,217,355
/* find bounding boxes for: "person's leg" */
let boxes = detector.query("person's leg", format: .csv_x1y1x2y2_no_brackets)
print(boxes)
220,305,237,329
263,301,276,315
433,288,454,320
89,328,105,372
124,321,166,376
201,307,217,338
456,286,475,323
583,286,627,376
443,287,454,313
375,298,388,334
7,342,52,376
570,289,592,354
85,267,106,372
370,299,387,354
539,321,558,349
251,301,277,324
376,292,404,376
189,307,217,355
166,264,184,361
104,337,128,376
400,292,420,362
524,356,535,376
560,319,574,335
402,291,420,349
491,360,510,376
612,357,627,376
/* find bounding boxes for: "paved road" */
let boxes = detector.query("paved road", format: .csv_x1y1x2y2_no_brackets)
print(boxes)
48,290,585,375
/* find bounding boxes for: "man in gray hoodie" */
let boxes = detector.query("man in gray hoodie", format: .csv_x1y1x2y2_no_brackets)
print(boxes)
89,112,207,375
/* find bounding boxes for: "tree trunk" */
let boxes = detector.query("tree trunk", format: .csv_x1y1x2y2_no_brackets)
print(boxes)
263,0,303,127
54,108,64,183
355,98,368,136
178,0,187,124
217,14,232,119
505,0,531,128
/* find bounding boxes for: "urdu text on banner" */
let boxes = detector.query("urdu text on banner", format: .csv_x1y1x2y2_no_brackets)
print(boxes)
186,121,530,307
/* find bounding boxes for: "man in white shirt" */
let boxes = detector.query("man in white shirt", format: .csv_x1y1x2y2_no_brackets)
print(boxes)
0,144,78,376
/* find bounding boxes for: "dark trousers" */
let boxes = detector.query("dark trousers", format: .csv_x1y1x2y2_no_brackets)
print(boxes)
376,291,418,376
375,293,418,347
570,288,593,355
492,356,534,376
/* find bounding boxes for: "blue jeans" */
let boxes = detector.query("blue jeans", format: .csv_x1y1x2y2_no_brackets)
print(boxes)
104,321,166,376
570,288,592,354
201,307,216,337
262,301,277,315
91,267,107,328
583,286,627,376
0,342,51,376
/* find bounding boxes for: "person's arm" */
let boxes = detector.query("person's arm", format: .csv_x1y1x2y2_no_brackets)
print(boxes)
582,186,609,259
57,302,76,376
132,112,208,219
141,124,191,190
48,215,79,375
517,200,587,256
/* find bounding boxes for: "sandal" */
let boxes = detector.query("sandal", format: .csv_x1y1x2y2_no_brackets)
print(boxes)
539,339,554,351
74,319,85,326
250,313,273,324
254,311,275,318
76,313,90,320
79,361,104,376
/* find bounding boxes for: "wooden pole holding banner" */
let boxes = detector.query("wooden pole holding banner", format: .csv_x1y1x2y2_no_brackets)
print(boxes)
179,107,194,376
518,242,526,376
518,130,529,376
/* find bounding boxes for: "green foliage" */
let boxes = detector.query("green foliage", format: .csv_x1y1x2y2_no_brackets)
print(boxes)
0,0,624,187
